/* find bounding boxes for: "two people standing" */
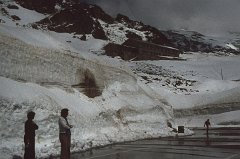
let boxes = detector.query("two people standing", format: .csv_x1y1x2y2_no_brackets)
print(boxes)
24,108,73,159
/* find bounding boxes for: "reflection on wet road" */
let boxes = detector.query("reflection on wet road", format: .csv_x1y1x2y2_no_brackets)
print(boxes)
58,127,240,159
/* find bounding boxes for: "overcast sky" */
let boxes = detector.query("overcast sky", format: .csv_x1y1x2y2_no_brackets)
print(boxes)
81,0,240,35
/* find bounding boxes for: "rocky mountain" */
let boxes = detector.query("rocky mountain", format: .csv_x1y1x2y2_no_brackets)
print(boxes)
7,0,240,54
11,0,177,47
163,30,240,54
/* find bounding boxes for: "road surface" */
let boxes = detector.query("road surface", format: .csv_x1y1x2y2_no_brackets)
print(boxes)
55,127,240,159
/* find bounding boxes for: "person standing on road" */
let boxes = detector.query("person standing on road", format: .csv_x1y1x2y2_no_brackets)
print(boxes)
24,111,39,159
59,108,73,159
204,119,211,136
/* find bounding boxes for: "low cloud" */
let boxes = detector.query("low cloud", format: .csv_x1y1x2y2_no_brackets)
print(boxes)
80,0,240,34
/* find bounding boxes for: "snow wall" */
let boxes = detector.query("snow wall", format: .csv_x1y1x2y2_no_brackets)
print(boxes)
0,33,174,158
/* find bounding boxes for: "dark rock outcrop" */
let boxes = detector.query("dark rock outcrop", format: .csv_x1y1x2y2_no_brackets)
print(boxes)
115,14,172,46
15,0,61,14
7,4,19,9
116,14,144,29
126,31,142,41
36,3,108,40
11,15,21,21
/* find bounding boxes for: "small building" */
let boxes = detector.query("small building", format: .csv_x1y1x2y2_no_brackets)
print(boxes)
103,43,139,60
103,39,181,61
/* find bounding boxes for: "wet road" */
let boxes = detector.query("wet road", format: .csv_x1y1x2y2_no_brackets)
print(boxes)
60,127,240,159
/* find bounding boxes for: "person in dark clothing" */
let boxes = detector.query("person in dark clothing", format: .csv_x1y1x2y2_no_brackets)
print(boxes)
24,111,38,159
204,119,211,136
59,108,73,159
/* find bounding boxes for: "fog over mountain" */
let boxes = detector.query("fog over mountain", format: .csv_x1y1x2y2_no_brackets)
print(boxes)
80,0,240,35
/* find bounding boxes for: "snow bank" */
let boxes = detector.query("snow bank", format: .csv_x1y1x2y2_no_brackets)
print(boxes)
0,33,174,158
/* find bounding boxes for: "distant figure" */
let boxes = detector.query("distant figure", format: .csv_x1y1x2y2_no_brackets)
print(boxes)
59,108,73,159
24,111,38,159
204,119,211,136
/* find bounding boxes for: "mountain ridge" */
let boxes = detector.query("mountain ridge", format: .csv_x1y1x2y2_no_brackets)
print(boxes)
1,0,239,55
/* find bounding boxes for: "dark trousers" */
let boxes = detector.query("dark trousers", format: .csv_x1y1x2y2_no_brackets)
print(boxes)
24,139,35,159
59,133,71,159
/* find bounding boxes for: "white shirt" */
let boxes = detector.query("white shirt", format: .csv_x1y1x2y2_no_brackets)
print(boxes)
58,116,71,134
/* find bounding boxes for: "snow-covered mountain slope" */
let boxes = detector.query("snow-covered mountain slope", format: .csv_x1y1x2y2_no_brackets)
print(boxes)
1,0,240,158
163,30,240,54
2,0,239,54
